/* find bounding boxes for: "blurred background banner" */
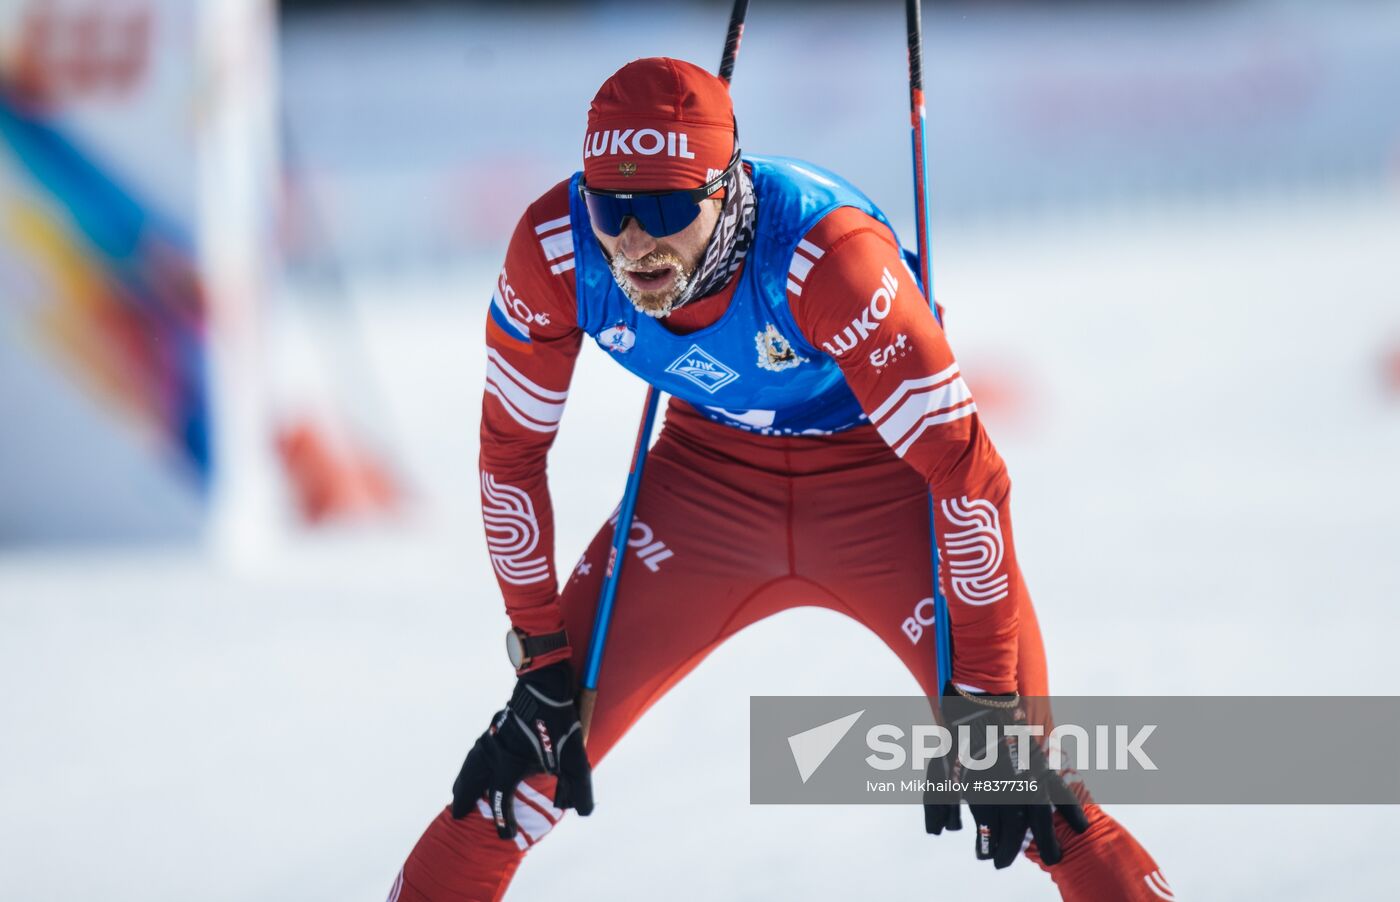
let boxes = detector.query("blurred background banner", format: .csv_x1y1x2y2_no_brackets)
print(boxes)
0,0,279,546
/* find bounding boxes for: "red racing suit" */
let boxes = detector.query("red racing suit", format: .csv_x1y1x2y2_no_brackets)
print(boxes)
388,177,1170,902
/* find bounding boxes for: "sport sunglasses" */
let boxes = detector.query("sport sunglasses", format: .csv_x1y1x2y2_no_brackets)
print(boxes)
578,150,742,238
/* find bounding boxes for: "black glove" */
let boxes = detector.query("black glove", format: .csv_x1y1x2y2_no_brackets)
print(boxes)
450,661,594,838
923,749,963,836
924,686,1088,869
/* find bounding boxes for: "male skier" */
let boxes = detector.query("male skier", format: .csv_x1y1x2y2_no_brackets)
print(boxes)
387,58,1171,901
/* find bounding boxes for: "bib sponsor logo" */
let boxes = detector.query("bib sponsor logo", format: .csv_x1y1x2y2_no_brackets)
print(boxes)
584,128,696,160
597,322,636,354
822,267,899,356
755,323,808,372
665,343,740,394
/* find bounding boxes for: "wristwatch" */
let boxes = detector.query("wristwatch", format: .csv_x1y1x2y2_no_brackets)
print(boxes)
505,627,569,670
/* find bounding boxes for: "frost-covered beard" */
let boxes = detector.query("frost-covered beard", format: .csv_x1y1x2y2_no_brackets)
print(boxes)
609,249,694,318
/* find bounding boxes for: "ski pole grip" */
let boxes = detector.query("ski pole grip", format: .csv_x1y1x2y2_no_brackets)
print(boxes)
578,687,598,742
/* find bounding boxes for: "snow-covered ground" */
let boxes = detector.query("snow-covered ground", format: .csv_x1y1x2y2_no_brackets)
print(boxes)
2,191,1399,900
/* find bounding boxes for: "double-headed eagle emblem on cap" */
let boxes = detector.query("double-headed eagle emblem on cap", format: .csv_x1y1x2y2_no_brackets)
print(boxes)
618,161,637,177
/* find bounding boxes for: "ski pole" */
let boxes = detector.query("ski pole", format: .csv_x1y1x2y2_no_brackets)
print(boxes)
579,0,752,737
905,0,954,693
719,0,749,86
578,386,660,735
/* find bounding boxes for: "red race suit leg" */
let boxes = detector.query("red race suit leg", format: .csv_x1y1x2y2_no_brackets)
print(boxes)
389,404,1170,901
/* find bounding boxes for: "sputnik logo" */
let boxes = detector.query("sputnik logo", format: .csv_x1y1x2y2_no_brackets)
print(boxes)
787,710,864,783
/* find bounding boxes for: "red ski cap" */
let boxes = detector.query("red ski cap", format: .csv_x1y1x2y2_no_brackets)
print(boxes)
584,57,735,192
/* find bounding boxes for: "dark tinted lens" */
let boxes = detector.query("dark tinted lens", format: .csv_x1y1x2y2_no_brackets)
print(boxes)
581,192,629,236
582,190,704,238
640,193,706,236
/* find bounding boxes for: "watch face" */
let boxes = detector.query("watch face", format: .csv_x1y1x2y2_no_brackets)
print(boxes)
505,630,524,669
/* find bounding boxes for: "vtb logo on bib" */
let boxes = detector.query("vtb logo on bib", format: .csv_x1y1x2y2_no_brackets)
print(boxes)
665,344,739,394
